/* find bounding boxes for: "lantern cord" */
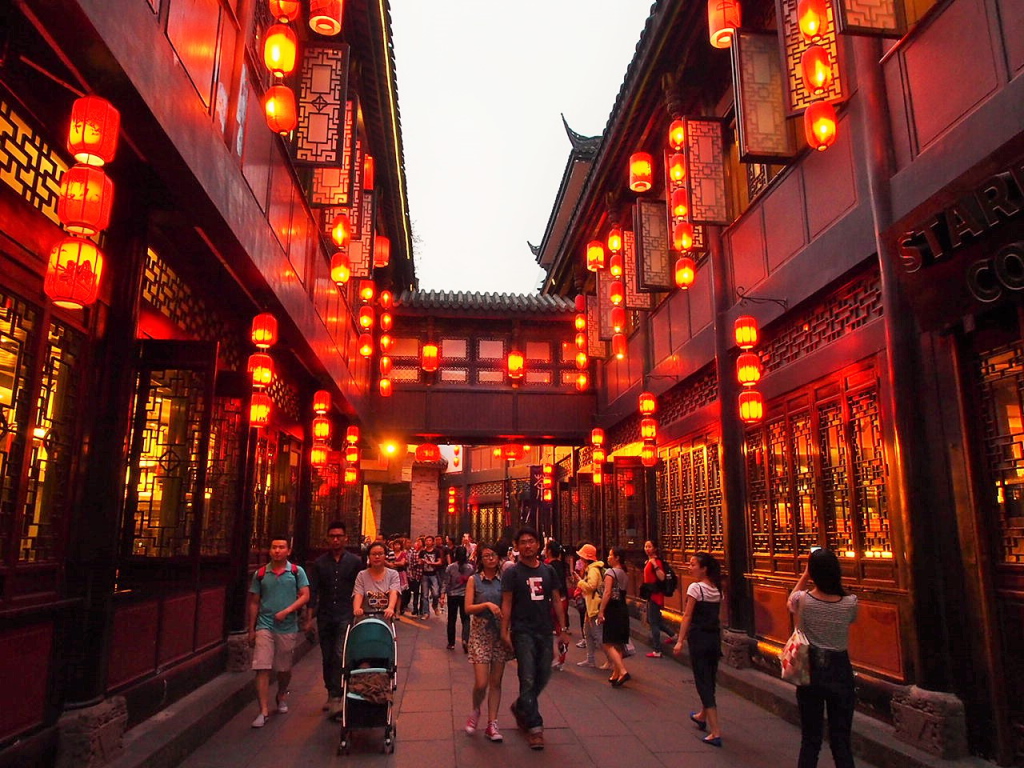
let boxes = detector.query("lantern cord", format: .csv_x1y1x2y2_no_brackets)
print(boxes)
17,55,86,98
735,286,788,310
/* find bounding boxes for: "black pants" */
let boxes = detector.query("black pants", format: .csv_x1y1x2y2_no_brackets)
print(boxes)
407,578,421,615
688,631,720,708
318,619,346,698
446,594,469,647
797,648,855,768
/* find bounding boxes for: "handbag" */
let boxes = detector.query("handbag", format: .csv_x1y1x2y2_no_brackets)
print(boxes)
780,593,811,685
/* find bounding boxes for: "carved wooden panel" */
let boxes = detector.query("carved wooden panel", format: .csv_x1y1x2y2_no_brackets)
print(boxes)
295,45,350,165
733,31,798,162
623,229,652,310
634,199,673,291
835,0,906,37
686,118,730,224
596,269,615,340
776,0,845,114
586,295,605,357
0,97,67,225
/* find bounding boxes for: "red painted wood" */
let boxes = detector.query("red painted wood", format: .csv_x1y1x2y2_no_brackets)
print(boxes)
158,594,197,666
108,600,159,689
0,623,53,741
196,587,227,650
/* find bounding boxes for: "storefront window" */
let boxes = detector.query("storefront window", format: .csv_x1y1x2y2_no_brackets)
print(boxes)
656,432,724,559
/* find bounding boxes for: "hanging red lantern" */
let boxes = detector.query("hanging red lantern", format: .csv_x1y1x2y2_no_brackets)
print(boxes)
363,155,375,190
673,220,695,252
373,235,391,268
591,428,605,446
250,391,272,428
313,390,331,415
609,253,624,279
671,187,690,220
739,390,764,423
422,343,439,372
379,355,393,376
641,441,658,468
378,378,392,397
801,46,833,94
331,214,352,248
57,164,114,236
609,280,625,307
502,443,525,461
264,24,298,77
379,333,393,352
607,227,623,254
312,416,332,441
415,443,441,462
310,444,329,467
639,391,657,415
345,444,360,463
358,305,375,330
493,447,503,459
344,466,358,485
264,84,297,134
629,152,654,192
641,417,658,441
379,312,393,332
359,279,376,303
575,294,587,313
575,314,587,332
269,0,301,22
668,118,687,151
675,256,696,289
668,153,687,183
593,447,606,464
44,238,104,309
593,467,604,486
708,0,742,48
251,312,278,348
575,372,589,391
575,332,587,350
309,0,344,35
379,289,393,309
358,333,373,357
734,315,759,349
586,240,606,272
797,0,828,40
329,251,351,285
68,96,120,167
346,425,360,444
804,100,838,151
737,352,763,387
507,350,525,379
612,333,627,360
248,352,274,388
575,351,588,370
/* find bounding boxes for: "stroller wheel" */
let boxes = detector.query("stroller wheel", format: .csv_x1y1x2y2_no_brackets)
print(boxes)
338,731,350,755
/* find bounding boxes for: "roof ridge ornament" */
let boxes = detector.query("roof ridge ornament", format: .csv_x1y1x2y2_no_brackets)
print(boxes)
560,113,602,155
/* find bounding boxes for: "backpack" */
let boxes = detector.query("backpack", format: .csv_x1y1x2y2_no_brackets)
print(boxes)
256,562,299,581
660,561,678,597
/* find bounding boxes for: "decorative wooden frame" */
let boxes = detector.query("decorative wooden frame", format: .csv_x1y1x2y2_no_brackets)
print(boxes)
732,31,798,163
634,199,673,292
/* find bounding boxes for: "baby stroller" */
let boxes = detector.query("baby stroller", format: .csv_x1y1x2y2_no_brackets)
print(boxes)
337,617,397,755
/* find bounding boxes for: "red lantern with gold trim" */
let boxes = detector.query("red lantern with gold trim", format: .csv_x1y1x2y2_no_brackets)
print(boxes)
612,333,627,360
330,251,351,285
379,333,393,352
269,0,300,22
641,441,658,468
344,466,358,485
593,447,606,465
629,152,654,192
668,153,687,183
575,372,589,392
611,306,626,334
737,352,763,387
607,227,623,254
346,444,360,463
310,444,329,467
593,467,604,486
312,416,332,441
359,279,376,303
380,312,393,332
609,280,625,307
575,351,588,370
373,235,391,268
358,333,373,357
68,96,120,167
358,305,375,330
575,314,587,332
609,253,624,279
313,390,331,415
586,240,606,272
675,256,696,289
379,355,392,376
248,352,274,388
508,350,525,379
309,0,344,35
264,24,298,77
378,378,392,397
575,332,587,350
591,428,605,446
739,390,764,423
379,289,393,309
673,220,694,252
44,238,104,309
708,0,742,48
422,343,439,372
671,187,689,220
58,164,114,236
639,391,657,415
734,315,759,349
415,443,441,462
641,417,658,441
250,391,272,428
804,100,838,151
264,85,297,134
346,425,360,444
251,312,278,348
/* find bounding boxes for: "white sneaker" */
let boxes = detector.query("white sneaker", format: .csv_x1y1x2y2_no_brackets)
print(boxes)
552,661,564,671
276,699,289,714
575,639,587,648
251,713,268,728
576,660,596,668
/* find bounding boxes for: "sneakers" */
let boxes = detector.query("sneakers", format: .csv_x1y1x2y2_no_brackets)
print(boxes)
251,713,268,728
575,639,587,648
646,651,663,658
551,661,565,671
576,659,596,668
447,644,456,650
276,696,289,714
465,709,480,735
527,730,545,750
485,721,503,742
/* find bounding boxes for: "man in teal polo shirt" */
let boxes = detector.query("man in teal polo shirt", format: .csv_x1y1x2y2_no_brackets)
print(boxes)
248,535,310,728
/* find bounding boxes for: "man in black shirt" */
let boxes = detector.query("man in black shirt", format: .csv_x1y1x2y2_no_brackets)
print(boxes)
305,521,362,717
420,535,443,618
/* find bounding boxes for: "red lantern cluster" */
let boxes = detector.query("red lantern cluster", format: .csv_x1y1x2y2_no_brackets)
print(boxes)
447,485,458,515
262,0,303,134
542,463,554,502
664,116,698,290
637,391,659,465
248,312,279,428
574,296,589,373
797,0,838,151
342,422,359,485
735,316,764,423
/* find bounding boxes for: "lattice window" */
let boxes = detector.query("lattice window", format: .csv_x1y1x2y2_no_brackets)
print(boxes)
849,387,890,559
746,425,771,555
659,364,720,428
819,399,853,554
201,395,244,556
655,431,723,562
267,375,301,423
0,97,67,226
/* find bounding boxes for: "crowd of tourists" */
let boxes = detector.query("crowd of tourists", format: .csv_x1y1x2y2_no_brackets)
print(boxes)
247,524,858,764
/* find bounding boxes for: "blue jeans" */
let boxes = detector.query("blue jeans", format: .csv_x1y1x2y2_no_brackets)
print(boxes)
512,631,554,731
421,573,441,613
646,599,671,648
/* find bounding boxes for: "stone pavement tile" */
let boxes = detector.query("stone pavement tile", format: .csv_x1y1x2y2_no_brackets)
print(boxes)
392,710,455,741
385,737,455,768
398,688,452,713
579,733,663,767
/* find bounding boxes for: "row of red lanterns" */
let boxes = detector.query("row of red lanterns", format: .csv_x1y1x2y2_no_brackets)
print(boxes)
573,296,589,391
249,312,279,428
798,0,838,151
734,316,765,423
637,391,658,467
666,118,697,291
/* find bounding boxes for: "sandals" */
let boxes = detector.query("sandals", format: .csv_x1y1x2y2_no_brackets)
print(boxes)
689,712,707,731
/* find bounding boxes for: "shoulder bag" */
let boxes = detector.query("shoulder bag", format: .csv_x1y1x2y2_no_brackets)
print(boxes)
780,592,811,686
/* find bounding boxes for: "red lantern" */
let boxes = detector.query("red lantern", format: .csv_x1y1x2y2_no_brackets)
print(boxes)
68,96,120,166
358,333,373,357
737,352,763,387
801,46,833,94
415,443,441,462
641,441,658,468
575,294,587,313
379,289,393,309
264,24,298,77
331,214,352,248
639,391,657,415
373,235,391,268
612,333,627,360
591,428,605,446
586,240,606,272
641,417,658,441
607,227,623,254
379,333,393,352
502,443,525,461
363,155,375,190
594,467,604,486
264,84,297,134
312,416,332,441
671,187,690,220
734,315,759,349
313,389,331,415
379,355,393,376
346,425,360,444
422,343,439,372
344,466,358,485
330,251,351,285
44,238,104,309
309,0,344,35
575,372,589,391
804,100,838,151
708,0,742,48
673,220,694,252
250,391,272,428
346,444,360,463
668,153,687,183
629,152,654,192
609,280,625,307
493,447,503,459
252,312,278,348
575,314,587,332
675,256,696,289
508,350,525,379
379,312,393,332
269,0,301,22
310,444,329,467
575,351,588,370
248,352,274,388
359,279,376,303
668,118,687,151
593,447,606,464
739,390,764,423
378,378,392,397
797,0,828,40
575,332,587,350
57,164,114,236
358,305,375,330
611,306,626,334
609,253,624,279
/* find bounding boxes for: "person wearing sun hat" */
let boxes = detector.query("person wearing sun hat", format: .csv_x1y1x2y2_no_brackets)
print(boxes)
574,543,606,669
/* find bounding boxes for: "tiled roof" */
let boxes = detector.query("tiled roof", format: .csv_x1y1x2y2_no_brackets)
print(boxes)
396,290,575,315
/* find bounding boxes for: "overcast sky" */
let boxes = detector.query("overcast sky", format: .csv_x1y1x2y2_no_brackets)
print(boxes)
390,0,654,295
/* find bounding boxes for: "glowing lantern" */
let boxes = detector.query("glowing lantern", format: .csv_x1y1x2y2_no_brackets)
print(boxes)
379,333,393,351
493,447,503,458
673,220,694,252
737,352,763,387
586,241,606,272
269,0,301,22
346,425,360,444
576,332,587,350
575,294,587,313
380,312,393,332
609,280,625,306
264,24,298,77
575,351,588,370
415,443,441,462
675,256,696,289
639,391,657,415
735,315,759,349
593,447,606,464
313,390,331,414
264,84,297,134
331,214,352,248
739,390,764,423
358,333,373,357
641,441,658,467
594,468,604,486
801,46,833,93
57,164,114,235
804,100,838,151
629,152,654,192
575,372,589,391
68,96,120,166
250,391,272,428
248,352,274,388
379,289,393,309
373,235,391,268
502,443,525,461
797,0,828,40
422,343,439,372
44,238,104,309
669,153,687,183
358,305,375,330
363,155,375,190
309,0,344,35
611,306,626,333
310,444,328,467
669,118,687,151
591,428,605,446
708,0,742,48
641,417,658,441
252,313,278,348
344,467,358,485
575,314,587,332
671,187,690,220
311,416,331,441
508,350,525,379
612,333,627,360
330,251,351,284
379,355,393,376
453,446,460,455
609,253,624,279
378,378,392,397
359,279,376,303
345,445,359,463
607,227,623,254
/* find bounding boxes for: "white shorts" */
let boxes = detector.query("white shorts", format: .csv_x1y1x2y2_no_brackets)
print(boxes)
252,630,299,671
